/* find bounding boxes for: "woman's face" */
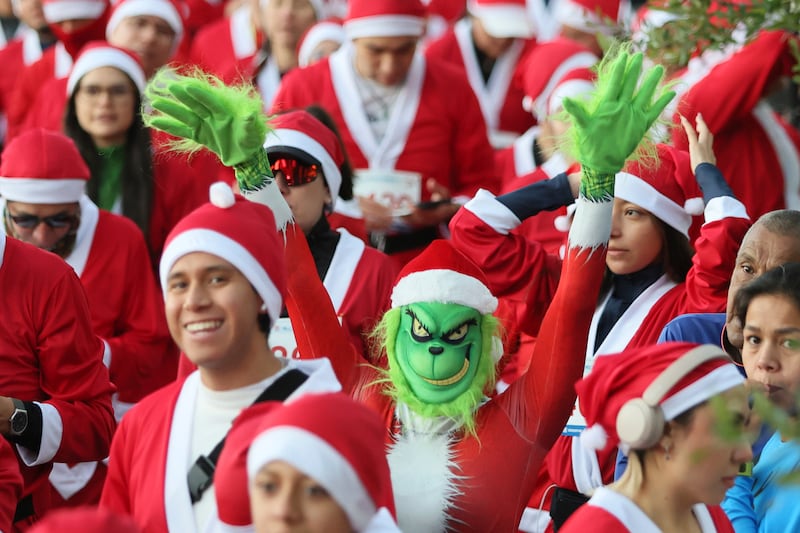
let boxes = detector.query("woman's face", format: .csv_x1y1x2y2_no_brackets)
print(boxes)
663,386,752,506
74,67,136,148
251,460,352,533
273,157,331,234
606,198,664,275
742,293,800,411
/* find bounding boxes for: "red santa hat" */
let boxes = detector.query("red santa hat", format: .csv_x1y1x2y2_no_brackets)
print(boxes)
297,18,345,67
264,110,344,204
577,342,744,453
225,393,399,532
42,0,106,22
27,506,141,533
391,239,498,315
615,144,704,238
467,0,534,38
521,39,598,120
66,41,146,97
0,129,89,204
106,0,184,45
344,0,427,40
554,0,630,36
159,182,286,324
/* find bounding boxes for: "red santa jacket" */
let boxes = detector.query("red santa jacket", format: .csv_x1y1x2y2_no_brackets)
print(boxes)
560,487,734,533
0,438,23,532
425,18,536,144
188,5,260,84
0,233,116,525
100,359,341,533
272,47,499,202
672,30,800,218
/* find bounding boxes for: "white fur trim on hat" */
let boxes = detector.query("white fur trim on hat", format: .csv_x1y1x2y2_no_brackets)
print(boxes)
264,128,342,202
553,0,622,36
467,1,533,38
247,426,376,531
615,171,692,237
661,364,744,421
547,78,595,117
298,21,345,68
0,177,86,203
43,0,106,23
344,15,425,39
391,269,498,314
106,0,183,42
530,51,597,119
159,228,282,323
67,47,146,96
579,423,608,451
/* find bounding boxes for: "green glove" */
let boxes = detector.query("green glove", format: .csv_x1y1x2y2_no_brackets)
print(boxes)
563,51,675,177
144,70,271,192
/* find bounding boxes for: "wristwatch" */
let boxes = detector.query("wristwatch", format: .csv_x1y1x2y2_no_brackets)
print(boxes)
8,398,28,437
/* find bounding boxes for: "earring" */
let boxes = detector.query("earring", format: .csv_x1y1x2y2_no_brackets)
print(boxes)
663,443,671,461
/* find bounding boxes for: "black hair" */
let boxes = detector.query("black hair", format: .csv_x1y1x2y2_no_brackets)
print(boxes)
63,74,154,249
303,104,354,201
257,313,272,335
733,262,800,328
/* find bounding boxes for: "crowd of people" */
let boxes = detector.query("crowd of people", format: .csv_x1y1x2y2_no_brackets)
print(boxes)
0,0,798,531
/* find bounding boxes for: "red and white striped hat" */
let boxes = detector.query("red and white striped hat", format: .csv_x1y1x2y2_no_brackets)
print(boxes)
344,0,427,40
0,129,89,204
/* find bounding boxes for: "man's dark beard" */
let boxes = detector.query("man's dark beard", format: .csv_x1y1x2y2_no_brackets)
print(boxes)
4,210,81,259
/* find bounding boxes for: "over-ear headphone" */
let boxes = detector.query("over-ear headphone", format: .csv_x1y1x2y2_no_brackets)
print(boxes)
616,344,728,450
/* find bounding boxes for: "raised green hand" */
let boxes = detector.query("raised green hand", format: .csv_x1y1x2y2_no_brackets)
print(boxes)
144,70,271,191
563,51,675,177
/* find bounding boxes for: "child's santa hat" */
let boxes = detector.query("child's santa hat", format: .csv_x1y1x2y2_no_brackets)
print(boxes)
521,38,598,120
344,0,427,40
554,0,630,36
467,0,534,39
159,182,286,323
67,41,146,97
0,129,89,204
215,393,399,532
27,507,141,533
578,342,744,453
297,18,345,67
391,239,498,315
264,110,344,206
615,144,704,238
106,0,184,50
42,0,106,22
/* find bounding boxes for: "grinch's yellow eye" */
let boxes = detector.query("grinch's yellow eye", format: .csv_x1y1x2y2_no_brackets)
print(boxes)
411,316,432,340
444,323,470,343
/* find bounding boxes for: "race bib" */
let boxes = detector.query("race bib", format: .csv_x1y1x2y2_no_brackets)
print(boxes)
353,169,422,216
269,316,345,360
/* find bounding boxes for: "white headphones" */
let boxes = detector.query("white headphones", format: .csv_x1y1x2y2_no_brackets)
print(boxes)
616,344,729,450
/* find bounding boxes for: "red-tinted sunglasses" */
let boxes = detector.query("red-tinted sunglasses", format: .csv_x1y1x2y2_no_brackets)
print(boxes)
270,158,320,187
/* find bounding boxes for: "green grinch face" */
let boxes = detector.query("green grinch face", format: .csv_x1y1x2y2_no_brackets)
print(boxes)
394,302,484,404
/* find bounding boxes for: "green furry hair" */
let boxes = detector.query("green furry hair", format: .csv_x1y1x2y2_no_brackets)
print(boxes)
369,307,500,437
551,40,677,176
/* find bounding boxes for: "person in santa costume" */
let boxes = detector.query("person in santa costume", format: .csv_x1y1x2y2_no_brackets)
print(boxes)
0,209,115,529
559,342,749,533
100,182,342,533
271,0,498,267
212,392,401,533
0,128,177,508
449,95,751,530
552,0,631,57
296,17,344,68
4,0,110,141
28,506,141,533
0,438,23,532
59,42,204,268
0,0,56,146
425,0,537,148
141,44,673,531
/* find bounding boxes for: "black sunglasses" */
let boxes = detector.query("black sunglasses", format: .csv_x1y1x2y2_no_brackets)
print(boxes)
5,210,77,229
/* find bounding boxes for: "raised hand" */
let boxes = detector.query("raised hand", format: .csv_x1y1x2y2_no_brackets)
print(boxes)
680,113,717,172
562,51,676,176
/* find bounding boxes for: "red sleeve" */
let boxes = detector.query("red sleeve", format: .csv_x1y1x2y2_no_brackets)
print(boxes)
559,504,630,533
104,219,177,403
5,51,53,142
99,413,133,515
674,31,796,143
0,438,22,532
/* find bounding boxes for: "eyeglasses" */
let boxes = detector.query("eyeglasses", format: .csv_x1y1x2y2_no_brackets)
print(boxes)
77,84,135,101
270,158,320,187
5,210,78,229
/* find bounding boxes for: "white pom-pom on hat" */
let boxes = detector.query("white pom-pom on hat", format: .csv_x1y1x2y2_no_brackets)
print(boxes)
209,181,236,208
684,197,705,216
580,424,608,451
